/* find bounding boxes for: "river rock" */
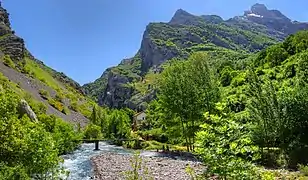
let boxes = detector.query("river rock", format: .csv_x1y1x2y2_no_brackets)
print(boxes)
91,152,204,180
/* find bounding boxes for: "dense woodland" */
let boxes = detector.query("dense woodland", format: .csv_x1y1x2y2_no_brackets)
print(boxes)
81,30,308,179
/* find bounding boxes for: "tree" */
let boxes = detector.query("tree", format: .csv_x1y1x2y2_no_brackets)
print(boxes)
158,52,220,151
246,71,282,154
265,45,289,67
196,112,259,179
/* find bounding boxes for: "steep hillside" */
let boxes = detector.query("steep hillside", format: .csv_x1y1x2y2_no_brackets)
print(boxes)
0,4,94,127
83,3,308,110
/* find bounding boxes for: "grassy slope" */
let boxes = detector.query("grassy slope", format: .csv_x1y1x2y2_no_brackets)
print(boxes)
0,54,96,126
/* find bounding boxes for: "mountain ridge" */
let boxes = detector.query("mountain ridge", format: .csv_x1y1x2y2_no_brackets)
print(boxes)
82,3,308,111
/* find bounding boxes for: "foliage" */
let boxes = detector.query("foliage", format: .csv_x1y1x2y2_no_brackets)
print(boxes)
0,89,65,179
196,112,259,179
157,52,220,151
69,101,79,112
2,55,15,68
83,123,103,140
39,114,81,154
123,151,153,180
39,89,50,99
106,109,131,140
299,164,308,176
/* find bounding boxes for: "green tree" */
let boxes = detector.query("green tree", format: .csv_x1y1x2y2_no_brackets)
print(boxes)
158,52,220,151
84,123,103,140
265,45,289,67
196,111,259,179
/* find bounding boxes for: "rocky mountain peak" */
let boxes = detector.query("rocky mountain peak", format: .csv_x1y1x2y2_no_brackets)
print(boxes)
245,3,290,21
169,9,200,25
251,3,268,15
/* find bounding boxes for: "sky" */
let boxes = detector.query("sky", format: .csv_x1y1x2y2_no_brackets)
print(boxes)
2,0,308,85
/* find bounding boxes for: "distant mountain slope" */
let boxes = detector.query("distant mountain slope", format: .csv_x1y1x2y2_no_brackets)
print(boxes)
0,4,95,126
82,3,308,110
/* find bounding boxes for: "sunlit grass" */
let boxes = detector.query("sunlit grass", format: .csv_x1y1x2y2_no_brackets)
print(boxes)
24,57,61,90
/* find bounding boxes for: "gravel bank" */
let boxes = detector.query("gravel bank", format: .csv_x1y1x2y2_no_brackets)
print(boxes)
91,152,204,180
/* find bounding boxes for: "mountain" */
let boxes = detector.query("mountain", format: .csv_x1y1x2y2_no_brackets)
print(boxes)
82,4,308,111
0,4,94,127
82,3,308,111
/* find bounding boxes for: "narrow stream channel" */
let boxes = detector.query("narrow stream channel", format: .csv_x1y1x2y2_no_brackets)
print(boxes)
61,142,133,180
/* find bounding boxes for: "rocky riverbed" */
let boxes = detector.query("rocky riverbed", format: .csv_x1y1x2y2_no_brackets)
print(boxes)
91,152,205,180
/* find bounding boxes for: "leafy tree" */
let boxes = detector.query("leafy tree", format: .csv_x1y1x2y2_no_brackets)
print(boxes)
0,89,62,178
158,52,220,151
84,123,103,140
107,110,131,140
265,45,289,67
196,111,259,179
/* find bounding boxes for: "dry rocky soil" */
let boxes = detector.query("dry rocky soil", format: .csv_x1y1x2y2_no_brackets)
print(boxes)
91,152,205,180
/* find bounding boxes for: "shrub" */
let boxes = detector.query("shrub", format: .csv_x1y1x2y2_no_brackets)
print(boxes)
231,72,247,87
48,98,64,112
39,89,49,99
123,151,153,180
265,45,289,67
69,101,79,112
38,114,81,155
3,55,15,68
83,123,102,140
196,113,260,179
55,92,65,103
30,101,47,115
299,164,308,176
62,106,70,115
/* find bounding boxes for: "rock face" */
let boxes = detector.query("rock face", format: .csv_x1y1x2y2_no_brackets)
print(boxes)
140,25,181,73
243,3,308,35
99,71,134,108
83,3,308,110
18,99,38,122
0,5,25,62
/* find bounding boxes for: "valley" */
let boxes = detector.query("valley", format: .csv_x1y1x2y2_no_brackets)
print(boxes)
1,2,308,180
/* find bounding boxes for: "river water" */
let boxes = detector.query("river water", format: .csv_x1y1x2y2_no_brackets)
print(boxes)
61,142,192,180
61,142,133,180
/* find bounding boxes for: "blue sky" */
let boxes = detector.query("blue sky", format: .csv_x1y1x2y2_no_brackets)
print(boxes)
2,0,308,85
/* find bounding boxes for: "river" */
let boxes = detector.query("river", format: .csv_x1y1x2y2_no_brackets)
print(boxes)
61,142,133,180
61,142,201,180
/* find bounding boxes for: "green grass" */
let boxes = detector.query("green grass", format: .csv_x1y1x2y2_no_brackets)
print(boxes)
24,57,61,90
141,140,187,151
133,71,160,95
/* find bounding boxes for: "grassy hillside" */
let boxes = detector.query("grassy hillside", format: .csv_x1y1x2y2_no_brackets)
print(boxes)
0,53,95,126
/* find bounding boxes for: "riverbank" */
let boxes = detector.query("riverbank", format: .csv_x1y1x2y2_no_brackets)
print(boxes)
91,152,205,180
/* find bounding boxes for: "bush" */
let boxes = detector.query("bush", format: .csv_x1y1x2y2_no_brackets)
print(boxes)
265,45,289,67
299,164,308,176
2,55,15,69
30,101,47,115
231,72,247,87
62,106,70,115
196,113,260,179
38,114,81,155
84,123,103,140
55,92,65,103
48,98,65,113
39,89,49,99
0,163,30,180
69,101,79,112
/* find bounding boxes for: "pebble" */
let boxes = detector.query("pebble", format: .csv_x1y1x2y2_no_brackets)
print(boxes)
91,152,205,180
